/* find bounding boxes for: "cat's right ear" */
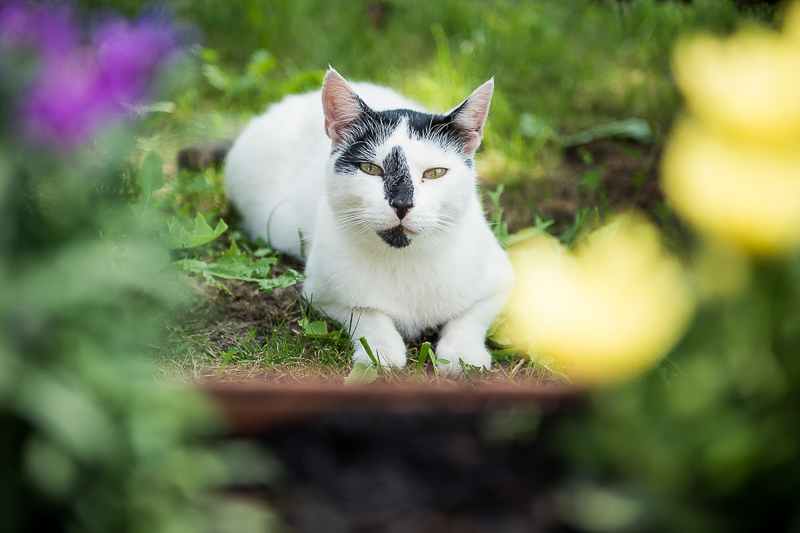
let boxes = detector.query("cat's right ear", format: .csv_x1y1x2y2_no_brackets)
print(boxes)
322,68,366,146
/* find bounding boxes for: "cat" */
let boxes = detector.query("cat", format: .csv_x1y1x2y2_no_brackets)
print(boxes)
224,68,514,376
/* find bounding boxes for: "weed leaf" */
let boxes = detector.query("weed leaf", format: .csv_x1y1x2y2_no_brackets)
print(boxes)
299,317,328,337
257,269,305,291
562,118,654,147
344,363,378,386
299,316,349,345
417,342,431,373
165,213,228,249
173,240,297,294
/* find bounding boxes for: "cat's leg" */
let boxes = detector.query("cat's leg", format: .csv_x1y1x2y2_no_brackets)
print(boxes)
338,308,407,369
435,291,510,377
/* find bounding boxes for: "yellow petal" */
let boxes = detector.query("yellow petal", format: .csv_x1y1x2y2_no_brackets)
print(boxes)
673,31,800,146
506,217,695,385
662,118,800,256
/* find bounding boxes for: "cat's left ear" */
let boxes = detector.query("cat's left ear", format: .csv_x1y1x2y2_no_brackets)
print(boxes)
447,78,494,157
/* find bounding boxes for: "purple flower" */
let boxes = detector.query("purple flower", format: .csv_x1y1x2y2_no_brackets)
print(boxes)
94,16,178,108
0,2,78,60
0,2,179,149
21,52,108,146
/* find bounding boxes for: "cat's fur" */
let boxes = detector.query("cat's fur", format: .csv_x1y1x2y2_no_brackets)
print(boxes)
225,68,514,375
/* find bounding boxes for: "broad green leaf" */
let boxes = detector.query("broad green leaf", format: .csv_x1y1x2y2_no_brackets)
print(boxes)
344,363,378,386
165,213,228,249
208,240,275,279
561,118,654,147
173,241,302,294
299,317,329,337
298,316,348,345
257,269,305,291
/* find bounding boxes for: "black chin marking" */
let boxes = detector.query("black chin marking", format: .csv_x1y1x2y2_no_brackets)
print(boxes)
377,225,411,248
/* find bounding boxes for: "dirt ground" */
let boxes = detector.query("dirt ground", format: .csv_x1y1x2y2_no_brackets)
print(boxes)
500,139,662,234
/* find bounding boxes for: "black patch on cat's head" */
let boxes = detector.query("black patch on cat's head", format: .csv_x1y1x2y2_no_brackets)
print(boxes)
377,225,412,248
332,107,474,175
382,146,414,209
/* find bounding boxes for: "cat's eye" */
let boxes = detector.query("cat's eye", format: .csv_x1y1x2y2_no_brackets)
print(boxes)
423,168,448,180
359,162,384,176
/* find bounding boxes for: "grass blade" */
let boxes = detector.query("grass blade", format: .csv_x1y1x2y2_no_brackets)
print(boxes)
359,336,385,376
417,342,431,374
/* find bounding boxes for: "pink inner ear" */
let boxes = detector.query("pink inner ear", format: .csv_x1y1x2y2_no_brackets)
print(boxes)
453,79,494,155
322,69,363,145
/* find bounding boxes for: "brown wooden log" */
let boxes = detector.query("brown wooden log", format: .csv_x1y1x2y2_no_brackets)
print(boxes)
203,382,574,435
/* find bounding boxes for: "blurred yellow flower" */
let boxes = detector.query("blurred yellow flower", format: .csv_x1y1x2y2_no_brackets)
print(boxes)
505,217,695,385
662,119,800,256
673,29,800,147
664,5,800,257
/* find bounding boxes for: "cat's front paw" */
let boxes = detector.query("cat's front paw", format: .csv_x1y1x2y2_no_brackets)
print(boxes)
435,338,493,378
352,337,407,370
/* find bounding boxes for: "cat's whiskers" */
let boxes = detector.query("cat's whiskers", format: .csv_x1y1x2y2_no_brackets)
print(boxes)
417,217,461,249
335,216,382,247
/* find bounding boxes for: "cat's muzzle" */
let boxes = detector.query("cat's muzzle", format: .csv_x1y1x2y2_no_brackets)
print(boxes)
377,225,412,248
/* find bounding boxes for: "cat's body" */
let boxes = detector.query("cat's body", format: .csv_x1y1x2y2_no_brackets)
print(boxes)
225,69,514,375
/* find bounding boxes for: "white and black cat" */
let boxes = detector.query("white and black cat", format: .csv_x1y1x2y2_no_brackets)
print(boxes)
225,68,514,375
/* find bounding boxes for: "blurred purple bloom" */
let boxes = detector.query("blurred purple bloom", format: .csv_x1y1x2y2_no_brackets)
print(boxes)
0,2,78,59
21,52,108,146
0,2,179,149
94,17,178,109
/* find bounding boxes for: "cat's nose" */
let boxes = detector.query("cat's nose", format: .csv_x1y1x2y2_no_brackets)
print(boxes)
390,199,413,220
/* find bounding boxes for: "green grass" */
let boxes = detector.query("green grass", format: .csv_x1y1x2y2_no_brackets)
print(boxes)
165,0,763,165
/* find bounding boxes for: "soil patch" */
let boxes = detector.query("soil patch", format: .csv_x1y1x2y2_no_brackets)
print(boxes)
497,139,662,235
178,275,304,352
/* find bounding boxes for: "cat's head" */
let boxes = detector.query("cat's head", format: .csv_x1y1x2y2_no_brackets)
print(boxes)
321,68,493,250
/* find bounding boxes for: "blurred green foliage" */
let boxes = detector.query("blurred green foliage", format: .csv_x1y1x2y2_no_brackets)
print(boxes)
0,136,273,532
163,0,761,174
0,10,274,533
557,257,800,532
